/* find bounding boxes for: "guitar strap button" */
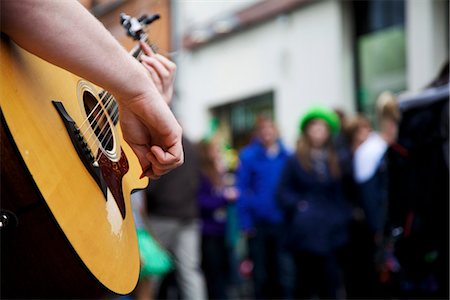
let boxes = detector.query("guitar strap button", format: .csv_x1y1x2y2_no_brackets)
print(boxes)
0,210,18,230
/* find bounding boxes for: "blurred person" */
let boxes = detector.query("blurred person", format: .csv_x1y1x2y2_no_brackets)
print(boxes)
145,132,207,300
353,92,400,242
140,41,206,299
236,116,292,299
333,108,350,153
197,139,239,299
385,64,449,298
277,107,351,299
332,108,357,223
346,114,372,152
352,91,401,297
339,113,377,298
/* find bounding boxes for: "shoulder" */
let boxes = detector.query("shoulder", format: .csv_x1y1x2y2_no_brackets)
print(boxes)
354,133,388,183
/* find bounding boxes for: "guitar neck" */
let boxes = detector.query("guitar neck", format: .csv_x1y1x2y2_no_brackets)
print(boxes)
131,34,157,59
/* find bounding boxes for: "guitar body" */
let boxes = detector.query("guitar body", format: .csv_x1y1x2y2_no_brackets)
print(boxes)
0,37,148,297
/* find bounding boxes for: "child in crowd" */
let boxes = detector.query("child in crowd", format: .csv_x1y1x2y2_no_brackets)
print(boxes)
277,107,351,299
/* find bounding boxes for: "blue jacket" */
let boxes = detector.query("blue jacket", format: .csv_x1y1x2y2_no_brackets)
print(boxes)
277,155,351,255
236,139,289,230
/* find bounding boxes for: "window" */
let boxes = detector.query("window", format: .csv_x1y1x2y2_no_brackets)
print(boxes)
353,0,406,123
211,91,274,149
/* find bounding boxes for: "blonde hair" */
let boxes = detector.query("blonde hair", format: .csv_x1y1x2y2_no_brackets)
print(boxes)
376,91,400,123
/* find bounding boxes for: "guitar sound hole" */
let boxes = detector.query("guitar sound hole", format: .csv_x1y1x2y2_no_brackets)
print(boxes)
83,91,114,152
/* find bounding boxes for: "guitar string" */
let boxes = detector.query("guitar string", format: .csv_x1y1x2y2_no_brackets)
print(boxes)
78,89,111,131
82,94,116,144
83,95,117,147
79,93,115,141
88,103,119,157
96,105,120,153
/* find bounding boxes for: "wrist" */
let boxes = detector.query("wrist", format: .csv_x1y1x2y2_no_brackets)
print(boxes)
113,60,156,105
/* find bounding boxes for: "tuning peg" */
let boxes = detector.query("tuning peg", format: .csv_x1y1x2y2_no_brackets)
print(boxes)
139,14,160,25
120,13,161,41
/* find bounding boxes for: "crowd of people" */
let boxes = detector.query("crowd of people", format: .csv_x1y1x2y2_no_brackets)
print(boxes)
130,87,443,300
119,11,447,299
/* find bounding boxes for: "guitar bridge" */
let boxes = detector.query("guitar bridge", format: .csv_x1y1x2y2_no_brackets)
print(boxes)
52,101,107,196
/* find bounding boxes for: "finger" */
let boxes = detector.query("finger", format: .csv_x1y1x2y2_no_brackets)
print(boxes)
142,167,161,180
139,157,165,180
141,56,171,81
140,40,156,57
151,164,171,177
129,143,154,178
145,148,178,171
140,164,155,179
150,143,183,166
142,62,163,89
155,54,176,73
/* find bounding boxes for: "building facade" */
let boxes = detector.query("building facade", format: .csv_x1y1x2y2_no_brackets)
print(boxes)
172,0,449,149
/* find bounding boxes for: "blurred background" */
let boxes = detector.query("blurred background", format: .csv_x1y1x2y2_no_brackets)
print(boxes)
83,0,447,150
82,0,448,149
80,1,448,299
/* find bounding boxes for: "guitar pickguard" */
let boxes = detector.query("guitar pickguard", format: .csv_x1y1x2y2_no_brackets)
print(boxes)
97,150,128,219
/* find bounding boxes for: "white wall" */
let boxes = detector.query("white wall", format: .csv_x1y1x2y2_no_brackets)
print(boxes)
407,0,449,91
174,0,355,148
172,0,448,148
275,0,355,148
179,0,261,27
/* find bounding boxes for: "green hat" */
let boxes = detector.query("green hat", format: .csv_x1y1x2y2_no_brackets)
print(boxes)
299,107,340,135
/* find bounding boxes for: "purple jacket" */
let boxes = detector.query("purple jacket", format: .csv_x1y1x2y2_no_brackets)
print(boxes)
197,175,228,236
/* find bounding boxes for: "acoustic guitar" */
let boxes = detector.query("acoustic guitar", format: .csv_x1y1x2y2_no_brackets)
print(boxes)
0,14,160,298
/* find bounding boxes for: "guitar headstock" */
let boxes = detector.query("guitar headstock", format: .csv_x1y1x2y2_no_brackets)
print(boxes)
120,13,160,41
120,13,160,57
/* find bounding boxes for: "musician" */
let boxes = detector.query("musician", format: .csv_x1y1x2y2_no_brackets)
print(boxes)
1,1,183,298
0,0,184,178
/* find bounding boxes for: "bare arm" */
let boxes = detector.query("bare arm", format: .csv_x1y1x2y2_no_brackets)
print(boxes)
1,0,183,178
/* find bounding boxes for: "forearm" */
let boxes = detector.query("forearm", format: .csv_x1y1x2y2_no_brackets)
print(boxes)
1,0,184,178
0,0,152,102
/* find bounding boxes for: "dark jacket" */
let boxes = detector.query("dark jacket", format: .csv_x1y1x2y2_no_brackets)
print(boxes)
146,137,200,219
236,139,289,230
277,155,351,255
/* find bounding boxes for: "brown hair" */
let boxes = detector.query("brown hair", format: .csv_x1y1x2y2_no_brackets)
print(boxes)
296,123,341,179
345,114,372,151
197,139,223,187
